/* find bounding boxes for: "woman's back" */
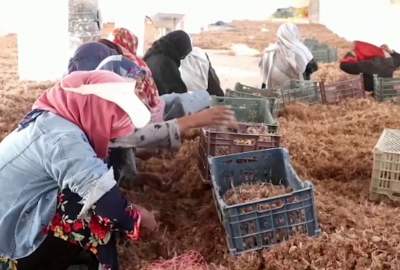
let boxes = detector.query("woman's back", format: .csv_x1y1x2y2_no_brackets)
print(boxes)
260,48,299,89
0,112,105,259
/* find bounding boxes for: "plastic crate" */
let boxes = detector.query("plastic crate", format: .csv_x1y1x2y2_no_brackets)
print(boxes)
199,124,281,182
211,96,277,125
373,76,400,102
234,83,281,98
280,80,321,105
304,38,319,50
320,76,366,104
312,47,337,63
210,148,320,255
370,129,400,202
226,88,281,117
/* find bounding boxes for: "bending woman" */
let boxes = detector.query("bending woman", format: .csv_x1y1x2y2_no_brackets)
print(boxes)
0,70,156,270
143,30,192,95
0,70,236,269
100,28,210,120
259,23,317,90
340,41,400,91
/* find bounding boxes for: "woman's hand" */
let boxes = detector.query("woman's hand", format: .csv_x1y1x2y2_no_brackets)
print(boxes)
177,106,238,132
135,205,158,232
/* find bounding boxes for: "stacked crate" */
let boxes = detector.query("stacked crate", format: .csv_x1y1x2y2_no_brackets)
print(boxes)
202,85,320,255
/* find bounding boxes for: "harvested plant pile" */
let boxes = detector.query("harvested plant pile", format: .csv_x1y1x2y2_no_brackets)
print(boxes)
224,182,291,205
143,251,209,270
311,63,358,84
2,34,400,270
193,21,352,58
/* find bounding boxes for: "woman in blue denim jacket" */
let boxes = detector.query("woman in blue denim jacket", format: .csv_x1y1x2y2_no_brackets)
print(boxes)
0,70,236,270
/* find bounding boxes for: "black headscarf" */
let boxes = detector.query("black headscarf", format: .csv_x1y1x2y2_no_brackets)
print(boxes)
143,30,192,66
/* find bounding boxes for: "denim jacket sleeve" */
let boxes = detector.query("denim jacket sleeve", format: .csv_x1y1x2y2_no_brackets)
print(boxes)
44,133,116,216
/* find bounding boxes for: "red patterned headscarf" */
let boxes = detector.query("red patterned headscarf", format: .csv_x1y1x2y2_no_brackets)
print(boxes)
108,28,163,121
113,27,138,56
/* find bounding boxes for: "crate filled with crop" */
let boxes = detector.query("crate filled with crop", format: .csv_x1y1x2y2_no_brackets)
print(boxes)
199,123,280,182
210,148,320,255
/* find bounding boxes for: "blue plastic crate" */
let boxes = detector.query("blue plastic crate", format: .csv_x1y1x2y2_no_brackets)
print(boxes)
210,148,320,255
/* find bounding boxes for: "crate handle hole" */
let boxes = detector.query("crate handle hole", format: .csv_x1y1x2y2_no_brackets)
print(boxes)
236,158,257,164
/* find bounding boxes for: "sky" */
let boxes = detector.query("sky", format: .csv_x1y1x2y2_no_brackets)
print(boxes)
99,0,303,33
0,0,303,34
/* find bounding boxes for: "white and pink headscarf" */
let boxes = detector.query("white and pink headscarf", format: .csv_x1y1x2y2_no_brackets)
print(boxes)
33,70,150,159
275,23,313,74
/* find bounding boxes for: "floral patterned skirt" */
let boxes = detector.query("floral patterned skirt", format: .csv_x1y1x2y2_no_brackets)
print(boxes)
1,189,140,270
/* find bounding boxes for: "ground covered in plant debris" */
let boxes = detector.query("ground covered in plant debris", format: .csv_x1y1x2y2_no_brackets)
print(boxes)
2,24,400,269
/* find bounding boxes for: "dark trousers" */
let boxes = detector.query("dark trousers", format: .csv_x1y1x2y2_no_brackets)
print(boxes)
17,235,99,270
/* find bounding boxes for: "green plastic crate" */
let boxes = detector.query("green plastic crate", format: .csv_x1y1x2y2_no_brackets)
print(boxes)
312,47,337,63
304,39,338,63
225,89,282,118
304,38,319,50
280,80,321,105
211,96,278,125
373,75,400,102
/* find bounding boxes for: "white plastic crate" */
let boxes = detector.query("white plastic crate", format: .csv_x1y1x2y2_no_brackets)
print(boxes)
370,129,400,201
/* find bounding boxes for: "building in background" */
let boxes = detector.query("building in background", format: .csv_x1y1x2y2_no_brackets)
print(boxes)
143,13,185,52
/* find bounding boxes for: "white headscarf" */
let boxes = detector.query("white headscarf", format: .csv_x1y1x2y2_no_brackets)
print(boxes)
276,23,313,74
180,47,210,91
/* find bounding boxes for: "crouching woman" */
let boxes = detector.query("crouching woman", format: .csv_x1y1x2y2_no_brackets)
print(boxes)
0,70,159,270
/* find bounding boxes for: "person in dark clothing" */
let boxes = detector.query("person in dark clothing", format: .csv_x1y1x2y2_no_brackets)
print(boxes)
143,30,192,95
340,41,400,91
303,59,319,80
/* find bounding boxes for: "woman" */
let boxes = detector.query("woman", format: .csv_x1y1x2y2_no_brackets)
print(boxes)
68,42,118,74
180,46,225,96
101,28,211,120
143,30,192,95
0,71,236,269
259,23,317,90
103,27,164,118
340,41,400,91
69,39,165,122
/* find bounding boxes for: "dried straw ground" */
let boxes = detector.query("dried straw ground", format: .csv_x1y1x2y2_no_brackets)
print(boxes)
2,21,400,269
